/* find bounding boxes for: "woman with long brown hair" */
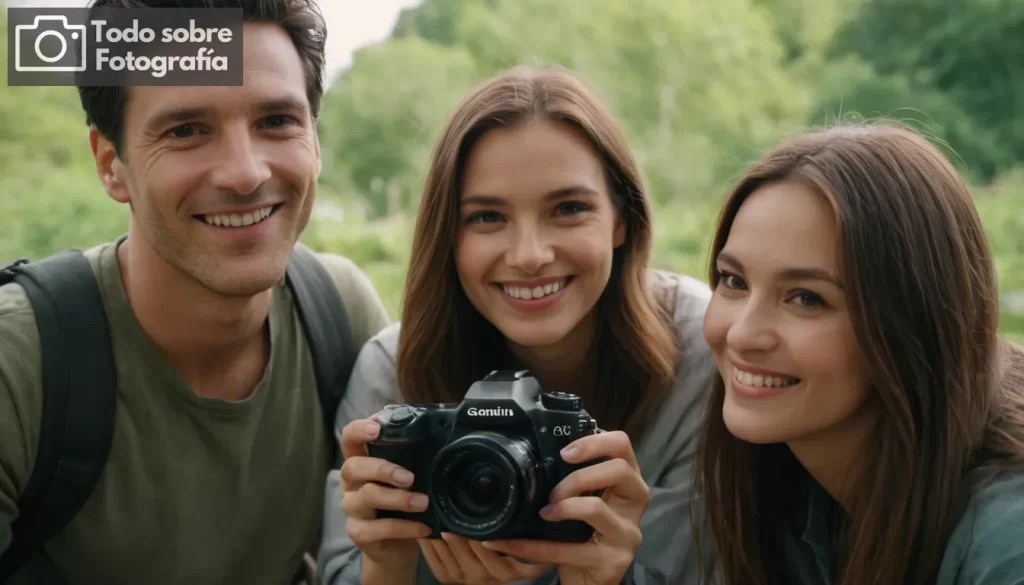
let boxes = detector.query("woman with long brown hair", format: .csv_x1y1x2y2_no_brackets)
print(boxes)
317,65,718,585
696,122,1024,585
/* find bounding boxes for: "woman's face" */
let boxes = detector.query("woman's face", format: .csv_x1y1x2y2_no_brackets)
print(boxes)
702,180,872,447
454,117,625,355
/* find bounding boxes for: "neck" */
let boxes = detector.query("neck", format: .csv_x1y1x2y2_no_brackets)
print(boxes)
506,314,596,393
117,231,272,401
786,398,879,513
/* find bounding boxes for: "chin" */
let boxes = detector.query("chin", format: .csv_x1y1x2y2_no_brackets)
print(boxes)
495,321,573,350
721,400,794,445
195,261,287,298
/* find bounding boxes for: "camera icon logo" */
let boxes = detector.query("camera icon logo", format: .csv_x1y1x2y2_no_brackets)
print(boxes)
15,15,88,72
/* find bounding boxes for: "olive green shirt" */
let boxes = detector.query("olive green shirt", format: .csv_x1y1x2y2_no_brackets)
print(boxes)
771,461,1024,584
0,236,391,584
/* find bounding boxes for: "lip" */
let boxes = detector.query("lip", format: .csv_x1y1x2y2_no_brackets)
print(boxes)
194,204,280,243
727,361,801,400
494,276,572,313
194,203,282,216
496,275,569,287
729,359,797,379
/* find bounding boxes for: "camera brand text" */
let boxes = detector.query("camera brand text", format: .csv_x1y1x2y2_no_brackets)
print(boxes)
467,407,514,416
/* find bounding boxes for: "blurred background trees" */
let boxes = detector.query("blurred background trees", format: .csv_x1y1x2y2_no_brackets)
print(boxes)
2,0,1023,340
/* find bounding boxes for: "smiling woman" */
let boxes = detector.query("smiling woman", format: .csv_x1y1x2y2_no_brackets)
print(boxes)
318,65,719,585
696,122,1024,585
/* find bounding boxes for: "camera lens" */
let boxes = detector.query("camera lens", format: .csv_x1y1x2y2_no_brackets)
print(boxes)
431,432,539,539
452,461,503,516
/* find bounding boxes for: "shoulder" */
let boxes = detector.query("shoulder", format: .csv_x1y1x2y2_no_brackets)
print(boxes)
939,468,1024,584
296,244,392,347
306,248,380,310
648,269,714,366
0,242,113,501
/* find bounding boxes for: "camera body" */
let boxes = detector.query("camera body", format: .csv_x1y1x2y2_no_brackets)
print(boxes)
367,370,602,542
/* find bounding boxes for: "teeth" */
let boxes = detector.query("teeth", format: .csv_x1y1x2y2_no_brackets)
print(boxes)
501,278,567,300
203,205,274,227
735,369,799,388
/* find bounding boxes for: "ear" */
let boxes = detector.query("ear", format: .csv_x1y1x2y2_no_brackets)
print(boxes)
90,126,132,205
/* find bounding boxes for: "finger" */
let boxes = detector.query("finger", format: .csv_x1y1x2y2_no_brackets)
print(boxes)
482,539,631,571
418,540,454,583
560,430,640,472
421,539,463,582
346,517,432,546
466,539,553,581
540,496,643,550
440,533,494,582
549,457,649,504
339,418,381,461
340,455,416,491
340,482,429,517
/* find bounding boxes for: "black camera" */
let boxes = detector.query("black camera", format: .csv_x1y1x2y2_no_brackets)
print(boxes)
367,370,603,542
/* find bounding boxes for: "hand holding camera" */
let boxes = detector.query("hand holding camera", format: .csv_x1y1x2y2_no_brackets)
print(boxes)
337,411,431,575
353,370,649,585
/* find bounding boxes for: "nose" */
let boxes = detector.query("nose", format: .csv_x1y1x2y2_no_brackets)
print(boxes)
208,126,272,196
504,221,554,275
725,296,780,354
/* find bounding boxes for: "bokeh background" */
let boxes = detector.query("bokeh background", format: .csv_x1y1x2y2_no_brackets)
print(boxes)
2,0,1023,343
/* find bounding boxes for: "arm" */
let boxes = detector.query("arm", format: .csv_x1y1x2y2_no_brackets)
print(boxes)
0,287,44,561
316,328,408,585
625,327,719,585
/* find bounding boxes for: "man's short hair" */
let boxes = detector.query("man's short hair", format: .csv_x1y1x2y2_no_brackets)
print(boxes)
77,0,327,157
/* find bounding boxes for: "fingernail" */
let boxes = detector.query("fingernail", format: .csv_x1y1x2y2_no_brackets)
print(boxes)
481,541,496,549
392,468,414,485
365,422,380,438
539,504,554,518
410,494,429,510
560,446,579,461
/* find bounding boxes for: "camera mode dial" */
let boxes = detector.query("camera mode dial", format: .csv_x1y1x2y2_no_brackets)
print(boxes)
380,405,417,426
541,392,582,412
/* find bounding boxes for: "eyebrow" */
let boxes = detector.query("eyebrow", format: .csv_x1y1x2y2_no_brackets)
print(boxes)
717,250,844,290
256,97,308,115
461,185,601,206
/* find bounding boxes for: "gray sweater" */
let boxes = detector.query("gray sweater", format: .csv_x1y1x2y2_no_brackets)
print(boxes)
317,270,719,585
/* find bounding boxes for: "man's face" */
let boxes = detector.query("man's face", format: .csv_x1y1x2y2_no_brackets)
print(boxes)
104,21,321,297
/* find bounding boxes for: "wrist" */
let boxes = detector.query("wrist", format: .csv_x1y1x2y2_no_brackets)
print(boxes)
362,555,416,585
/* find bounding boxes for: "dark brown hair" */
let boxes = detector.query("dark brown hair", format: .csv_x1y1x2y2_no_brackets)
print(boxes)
395,65,677,440
77,0,327,157
694,122,1024,585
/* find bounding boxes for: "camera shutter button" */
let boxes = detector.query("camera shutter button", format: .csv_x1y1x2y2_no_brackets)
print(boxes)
541,392,581,412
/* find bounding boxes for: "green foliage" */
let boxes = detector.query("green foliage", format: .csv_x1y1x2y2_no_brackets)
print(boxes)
3,0,1023,348
831,0,1024,179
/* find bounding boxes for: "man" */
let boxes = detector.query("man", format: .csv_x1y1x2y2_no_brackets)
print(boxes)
0,0,391,583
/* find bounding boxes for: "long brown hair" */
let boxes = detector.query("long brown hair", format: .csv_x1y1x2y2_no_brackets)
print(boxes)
694,122,1024,585
395,65,677,440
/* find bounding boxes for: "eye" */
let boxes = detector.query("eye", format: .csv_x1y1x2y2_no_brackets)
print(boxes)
554,201,591,216
716,270,746,292
466,210,503,224
790,290,827,308
262,114,296,128
167,124,198,139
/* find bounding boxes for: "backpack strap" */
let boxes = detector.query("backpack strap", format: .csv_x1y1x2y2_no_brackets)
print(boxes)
284,246,354,469
0,251,118,581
